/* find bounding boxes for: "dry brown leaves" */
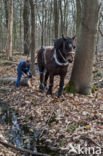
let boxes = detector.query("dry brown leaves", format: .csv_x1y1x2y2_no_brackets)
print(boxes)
0,55,103,154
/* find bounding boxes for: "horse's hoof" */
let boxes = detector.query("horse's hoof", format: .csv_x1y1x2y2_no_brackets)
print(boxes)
58,91,63,97
44,85,47,91
46,90,52,95
39,85,44,93
58,94,61,98
39,89,44,93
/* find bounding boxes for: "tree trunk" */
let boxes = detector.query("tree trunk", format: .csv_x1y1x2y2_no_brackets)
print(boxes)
54,0,58,38
29,0,35,74
6,0,13,59
3,0,8,28
23,0,30,55
76,0,81,35
65,0,101,95
59,0,63,35
41,1,44,46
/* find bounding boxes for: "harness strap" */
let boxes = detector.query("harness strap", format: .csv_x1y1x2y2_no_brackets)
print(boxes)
59,50,68,62
53,49,69,66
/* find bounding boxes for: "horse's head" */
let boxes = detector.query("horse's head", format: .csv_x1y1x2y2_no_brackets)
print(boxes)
54,35,76,63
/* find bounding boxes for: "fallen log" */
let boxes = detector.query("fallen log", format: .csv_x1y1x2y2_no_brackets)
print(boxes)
0,140,50,156
0,78,29,86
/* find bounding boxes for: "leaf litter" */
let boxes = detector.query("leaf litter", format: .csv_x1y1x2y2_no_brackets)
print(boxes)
0,54,103,155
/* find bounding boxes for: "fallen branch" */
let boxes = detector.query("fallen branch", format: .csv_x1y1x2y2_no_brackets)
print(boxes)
80,136,101,147
0,140,50,156
0,87,10,93
36,145,61,152
0,78,29,86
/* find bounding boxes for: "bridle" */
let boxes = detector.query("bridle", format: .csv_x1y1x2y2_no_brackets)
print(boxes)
53,39,75,66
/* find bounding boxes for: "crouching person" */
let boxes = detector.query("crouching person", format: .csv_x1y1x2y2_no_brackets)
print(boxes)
16,60,32,87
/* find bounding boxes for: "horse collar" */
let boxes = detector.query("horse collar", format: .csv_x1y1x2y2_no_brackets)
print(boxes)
53,49,69,66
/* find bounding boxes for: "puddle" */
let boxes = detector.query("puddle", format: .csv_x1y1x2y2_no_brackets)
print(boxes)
0,101,65,156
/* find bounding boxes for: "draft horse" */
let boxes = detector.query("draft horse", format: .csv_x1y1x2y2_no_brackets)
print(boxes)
37,35,75,97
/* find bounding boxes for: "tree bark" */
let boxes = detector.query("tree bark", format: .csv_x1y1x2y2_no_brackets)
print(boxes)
65,0,101,95
3,0,8,28
29,0,35,74
76,0,81,35
23,0,30,55
54,0,58,38
6,0,13,59
59,0,63,35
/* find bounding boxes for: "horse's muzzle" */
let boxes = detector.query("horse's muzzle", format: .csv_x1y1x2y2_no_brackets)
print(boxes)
68,51,75,63
68,55,74,63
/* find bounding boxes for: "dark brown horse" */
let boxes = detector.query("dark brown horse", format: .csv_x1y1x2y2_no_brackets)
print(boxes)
37,35,75,97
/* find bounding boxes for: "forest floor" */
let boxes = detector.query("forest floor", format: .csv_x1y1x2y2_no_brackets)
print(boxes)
0,52,103,155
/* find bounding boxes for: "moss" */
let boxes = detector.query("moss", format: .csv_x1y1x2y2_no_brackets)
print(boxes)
96,72,102,77
92,85,98,93
93,63,96,67
64,81,76,94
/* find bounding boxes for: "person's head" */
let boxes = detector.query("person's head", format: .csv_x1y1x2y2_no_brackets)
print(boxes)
26,60,30,66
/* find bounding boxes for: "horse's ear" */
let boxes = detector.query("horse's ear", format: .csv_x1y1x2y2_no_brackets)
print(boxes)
72,36,76,40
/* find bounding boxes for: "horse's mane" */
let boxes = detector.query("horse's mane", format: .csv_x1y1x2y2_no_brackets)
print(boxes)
54,38,63,50
54,37,72,50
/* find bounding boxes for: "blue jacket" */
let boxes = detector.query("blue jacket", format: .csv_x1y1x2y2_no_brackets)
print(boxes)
17,60,30,74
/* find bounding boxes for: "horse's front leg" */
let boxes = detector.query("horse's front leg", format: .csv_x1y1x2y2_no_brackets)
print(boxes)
46,75,54,95
39,73,44,93
58,76,65,97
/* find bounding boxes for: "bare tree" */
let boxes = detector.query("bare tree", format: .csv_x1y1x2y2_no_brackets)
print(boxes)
23,0,30,55
6,0,13,59
76,0,81,35
65,0,101,95
29,0,35,74
54,0,58,38
3,0,8,29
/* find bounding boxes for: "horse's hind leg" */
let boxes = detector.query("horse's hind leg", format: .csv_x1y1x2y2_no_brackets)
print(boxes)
46,74,54,95
39,66,45,93
44,72,49,89
58,76,65,97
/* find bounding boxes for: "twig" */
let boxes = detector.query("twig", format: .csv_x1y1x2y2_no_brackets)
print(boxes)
80,136,101,147
0,140,50,156
36,145,61,152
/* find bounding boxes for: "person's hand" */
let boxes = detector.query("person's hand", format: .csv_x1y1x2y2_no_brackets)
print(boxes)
23,73,27,77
